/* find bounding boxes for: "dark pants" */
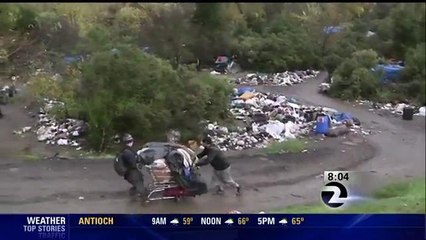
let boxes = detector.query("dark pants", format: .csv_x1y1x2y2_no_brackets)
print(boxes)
124,169,146,196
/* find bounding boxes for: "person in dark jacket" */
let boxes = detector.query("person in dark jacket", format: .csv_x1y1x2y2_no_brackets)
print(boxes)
114,134,146,198
195,137,241,195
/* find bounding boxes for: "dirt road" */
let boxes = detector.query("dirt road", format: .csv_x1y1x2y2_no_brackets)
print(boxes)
0,72,424,213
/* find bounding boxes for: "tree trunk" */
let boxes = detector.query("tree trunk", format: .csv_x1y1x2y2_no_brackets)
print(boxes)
100,128,107,152
235,3,244,15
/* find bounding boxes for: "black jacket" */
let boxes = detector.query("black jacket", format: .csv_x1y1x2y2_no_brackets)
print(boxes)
120,146,139,170
196,147,230,171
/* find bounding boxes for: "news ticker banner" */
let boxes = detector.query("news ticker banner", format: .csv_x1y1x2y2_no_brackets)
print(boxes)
0,214,424,240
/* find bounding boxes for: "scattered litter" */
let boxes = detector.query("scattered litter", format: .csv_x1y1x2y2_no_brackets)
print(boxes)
231,70,319,86
17,98,89,147
356,100,424,117
362,131,371,136
416,106,425,116
290,193,305,199
205,90,369,151
319,83,331,93
228,210,241,214
22,127,32,132
18,80,372,151
342,141,357,146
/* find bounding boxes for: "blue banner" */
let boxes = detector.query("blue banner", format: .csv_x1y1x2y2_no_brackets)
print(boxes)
0,214,424,240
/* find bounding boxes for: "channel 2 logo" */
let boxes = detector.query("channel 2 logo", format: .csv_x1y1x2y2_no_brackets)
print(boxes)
321,182,348,208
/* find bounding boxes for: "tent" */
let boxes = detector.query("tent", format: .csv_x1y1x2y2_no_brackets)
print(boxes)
333,112,353,122
373,64,405,83
323,26,343,35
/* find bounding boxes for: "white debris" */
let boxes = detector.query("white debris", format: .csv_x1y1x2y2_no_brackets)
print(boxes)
205,90,367,151
417,106,425,116
284,121,298,139
30,99,88,147
232,70,319,86
264,121,285,140
395,103,407,114
57,139,69,146
357,100,422,116
319,82,331,92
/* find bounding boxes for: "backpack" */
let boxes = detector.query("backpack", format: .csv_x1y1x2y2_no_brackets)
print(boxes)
113,152,127,176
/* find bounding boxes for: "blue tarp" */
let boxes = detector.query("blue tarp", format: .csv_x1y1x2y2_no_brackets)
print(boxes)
333,112,353,122
63,55,84,64
237,87,255,96
373,64,405,83
323,26,343,35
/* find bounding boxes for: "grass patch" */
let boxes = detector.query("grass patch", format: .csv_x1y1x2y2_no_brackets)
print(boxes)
20,153,43,161
276,178,425,213
264,139,308,155
83,153,116,159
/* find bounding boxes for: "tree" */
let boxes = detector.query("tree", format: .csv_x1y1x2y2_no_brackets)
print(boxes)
15,5,38,32
191,3,235,65
401,43,426,104
330,49,380,100
112,6,148,43
35,11,80,54
140,5,195,67
77,45,231,151
192,3,227,31
390,3,426,59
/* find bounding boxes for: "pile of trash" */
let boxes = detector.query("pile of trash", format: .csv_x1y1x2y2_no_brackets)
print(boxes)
319,82,331,93
15,99,88,148
232,70,319,86
356,100,425,117
204,88,366,151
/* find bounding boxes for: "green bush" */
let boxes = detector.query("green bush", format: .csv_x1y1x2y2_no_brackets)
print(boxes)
15,6,37,31
264,139,308,155
76,45,231,151
329,50,381,100
0,48,8,64
401,43,426,104
36,11,80,54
